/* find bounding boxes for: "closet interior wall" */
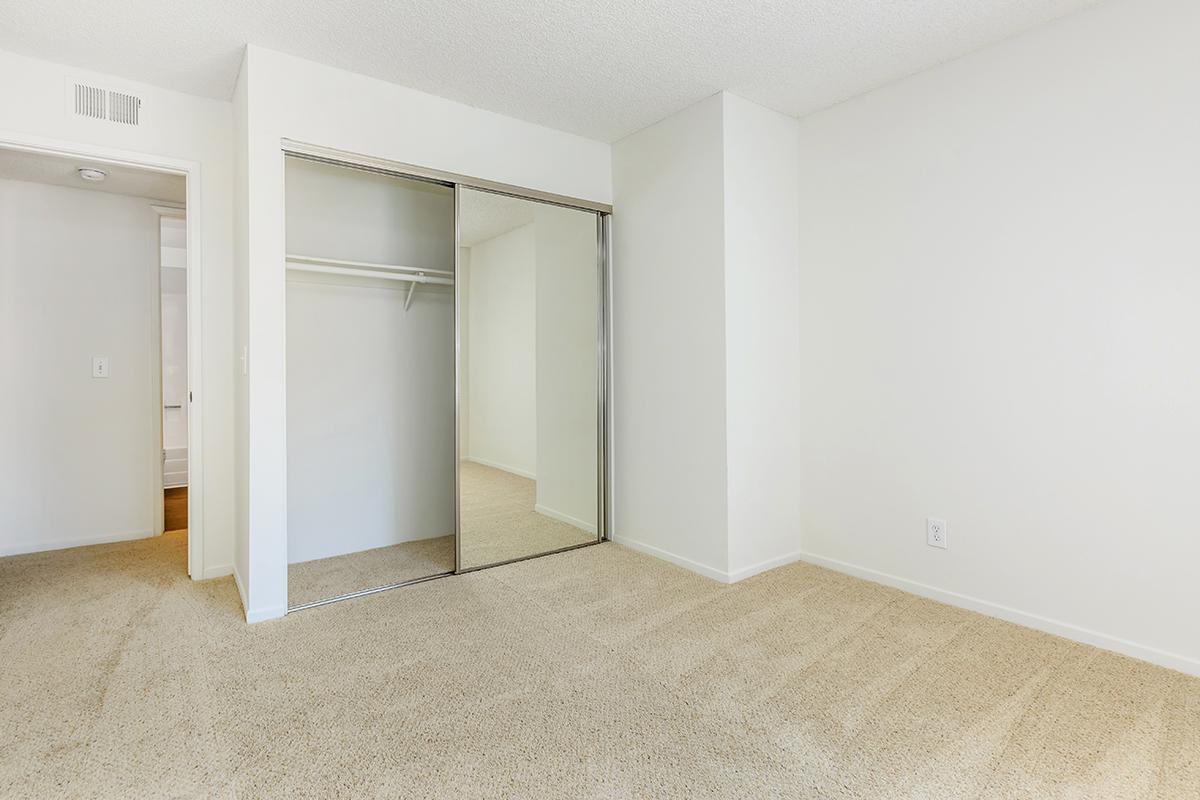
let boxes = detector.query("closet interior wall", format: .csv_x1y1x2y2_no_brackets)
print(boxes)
284,156,456,608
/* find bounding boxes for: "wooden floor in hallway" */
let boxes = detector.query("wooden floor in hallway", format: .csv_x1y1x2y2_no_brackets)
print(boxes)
164,486,187,532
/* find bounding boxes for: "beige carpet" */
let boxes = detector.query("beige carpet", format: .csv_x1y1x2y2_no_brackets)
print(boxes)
288,461,596,606
2,532,1198,799
287,535,455,608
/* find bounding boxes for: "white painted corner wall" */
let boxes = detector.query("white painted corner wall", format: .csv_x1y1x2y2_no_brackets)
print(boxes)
611,93,731,577
610,0,1199,676
793,0,1200,674
722,95,803,580
610,92,803,582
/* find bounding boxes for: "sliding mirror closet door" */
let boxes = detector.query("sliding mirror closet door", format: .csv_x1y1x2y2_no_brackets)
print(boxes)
457,188,602,570
285,156,456,608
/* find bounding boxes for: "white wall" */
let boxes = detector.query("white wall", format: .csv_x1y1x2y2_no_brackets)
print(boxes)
611,93,730,577
465,223,537,477
0,47,236,580
0,179,160,554
722,95,803,579
534,204,599,531
233,55,250,603
237,45,612,620
794,0,1200,672
612,92,804,580
284,158,456,563
160,217,189,469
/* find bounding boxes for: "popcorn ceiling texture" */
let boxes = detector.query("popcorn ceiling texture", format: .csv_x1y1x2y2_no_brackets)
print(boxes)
0,0,1100,140
2,529,1198,798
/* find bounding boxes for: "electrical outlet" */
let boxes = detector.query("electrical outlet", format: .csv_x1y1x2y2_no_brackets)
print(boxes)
92,356,109,378
927,517,948,549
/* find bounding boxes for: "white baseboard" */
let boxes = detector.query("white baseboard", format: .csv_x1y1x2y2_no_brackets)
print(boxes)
534,504,597,534
727,549,807,583
797,551,1200,678
201,564,233,580
612,535,805,585
233,566,248,609
464,456,536,480
611,535,730,583
232,565,286,623
0,529,155,558
246,603,287,623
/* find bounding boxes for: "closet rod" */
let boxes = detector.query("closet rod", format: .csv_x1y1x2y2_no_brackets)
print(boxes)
286,262,454,286
285,253,454,279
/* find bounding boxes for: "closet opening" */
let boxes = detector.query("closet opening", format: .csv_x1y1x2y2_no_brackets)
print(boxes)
284,157,458,609
0,142,201,576
283,145,610,613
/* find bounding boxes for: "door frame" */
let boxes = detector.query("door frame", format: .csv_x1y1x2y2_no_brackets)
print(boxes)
0,129,206,579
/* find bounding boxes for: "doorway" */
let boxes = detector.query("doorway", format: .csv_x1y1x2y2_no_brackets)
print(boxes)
0,136,203,576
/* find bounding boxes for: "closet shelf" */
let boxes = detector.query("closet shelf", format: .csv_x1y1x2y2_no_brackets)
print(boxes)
286,254,454,310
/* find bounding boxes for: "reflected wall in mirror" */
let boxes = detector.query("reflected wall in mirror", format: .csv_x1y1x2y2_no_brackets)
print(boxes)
458,188,600,569
285,156,456,608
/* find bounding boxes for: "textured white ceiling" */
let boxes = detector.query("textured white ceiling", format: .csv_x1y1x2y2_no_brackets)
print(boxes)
458,189,536,248
1,0,1099,141
0,147,186,203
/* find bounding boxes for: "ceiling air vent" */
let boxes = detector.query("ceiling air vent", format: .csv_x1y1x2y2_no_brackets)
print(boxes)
73,83,106,120
108,91,141,126
70,82,142,126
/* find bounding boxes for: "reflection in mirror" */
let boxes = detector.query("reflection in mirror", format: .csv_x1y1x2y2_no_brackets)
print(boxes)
458,189,599,569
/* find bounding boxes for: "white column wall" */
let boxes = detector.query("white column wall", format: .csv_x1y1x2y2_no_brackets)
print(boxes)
722,95,804,580
610,93,731,578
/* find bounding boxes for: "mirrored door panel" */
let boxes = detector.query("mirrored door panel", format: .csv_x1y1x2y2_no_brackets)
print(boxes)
457,188,601,570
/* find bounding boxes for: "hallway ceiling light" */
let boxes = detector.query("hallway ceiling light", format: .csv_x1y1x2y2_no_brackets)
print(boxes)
77,167,107,182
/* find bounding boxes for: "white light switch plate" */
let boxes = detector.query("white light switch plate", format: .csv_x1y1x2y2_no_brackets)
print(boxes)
92,356,109,378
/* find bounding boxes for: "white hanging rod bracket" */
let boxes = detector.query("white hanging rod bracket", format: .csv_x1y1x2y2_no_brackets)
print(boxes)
404,279,417,311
